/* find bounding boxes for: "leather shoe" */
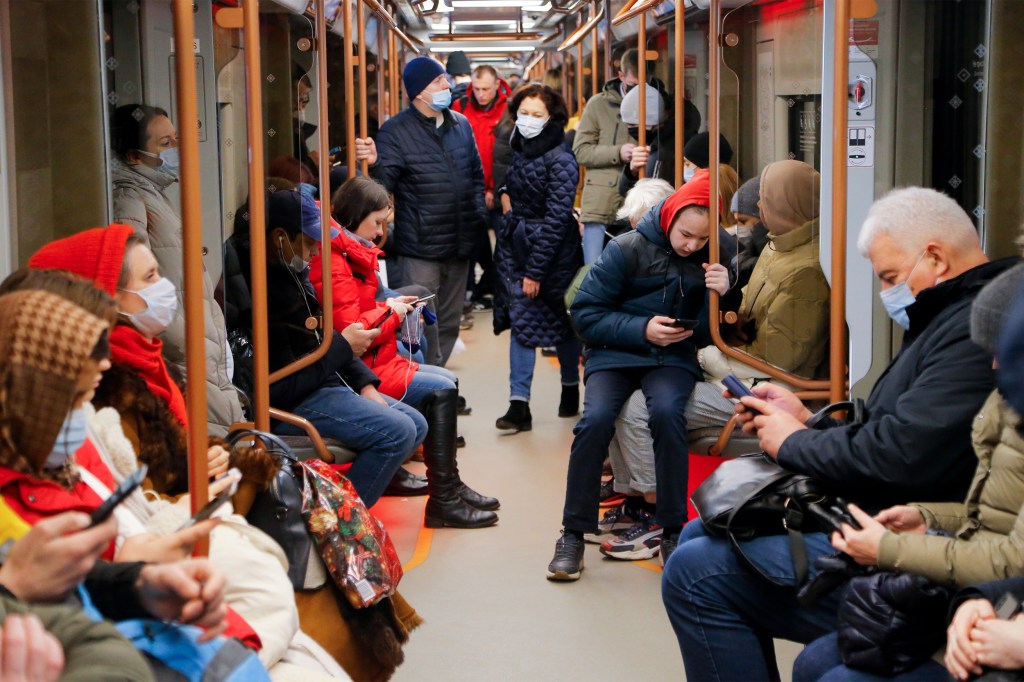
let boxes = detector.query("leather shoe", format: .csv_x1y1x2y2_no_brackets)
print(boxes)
383,467,428,496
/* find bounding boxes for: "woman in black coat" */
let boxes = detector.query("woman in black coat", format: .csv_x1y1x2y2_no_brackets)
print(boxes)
493,85,582,432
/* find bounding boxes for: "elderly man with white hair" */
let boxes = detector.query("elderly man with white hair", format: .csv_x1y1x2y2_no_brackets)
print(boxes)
660,186,1018,682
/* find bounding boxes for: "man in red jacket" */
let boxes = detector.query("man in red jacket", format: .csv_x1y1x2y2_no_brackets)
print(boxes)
454,65,511,308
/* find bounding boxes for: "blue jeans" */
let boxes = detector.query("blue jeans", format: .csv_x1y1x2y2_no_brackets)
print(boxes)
582,222,607,265
274,385,427,507
509,336,580,402
562,366,696,532
401,364,457,411
793,633,948,682
661,520,841,681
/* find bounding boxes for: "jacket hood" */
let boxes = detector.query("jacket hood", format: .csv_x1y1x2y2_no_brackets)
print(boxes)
908,257,1021,338
660,169,714,234
330,229,381,273
760,160,820,235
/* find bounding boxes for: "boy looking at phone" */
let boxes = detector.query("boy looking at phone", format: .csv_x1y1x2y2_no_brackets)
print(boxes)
546,170,731,580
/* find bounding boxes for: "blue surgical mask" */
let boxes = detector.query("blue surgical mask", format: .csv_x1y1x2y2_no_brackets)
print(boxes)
121,277,179,337
424,89,452,112
515,114,548,139
879,252,926,330
683,165,696,183
47,408,87,468
138,148,180,178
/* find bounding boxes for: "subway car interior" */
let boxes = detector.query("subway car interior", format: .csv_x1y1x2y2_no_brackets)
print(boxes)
2,0,1024,679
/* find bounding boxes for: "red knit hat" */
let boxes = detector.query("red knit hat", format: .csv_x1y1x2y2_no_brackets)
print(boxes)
28,224,136,296
659,169,719,234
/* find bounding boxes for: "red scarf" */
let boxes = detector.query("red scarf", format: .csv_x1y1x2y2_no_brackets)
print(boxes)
110,325,189,427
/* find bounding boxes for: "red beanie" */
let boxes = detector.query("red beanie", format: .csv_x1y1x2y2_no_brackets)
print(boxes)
28,224,136,296
659,169,718,234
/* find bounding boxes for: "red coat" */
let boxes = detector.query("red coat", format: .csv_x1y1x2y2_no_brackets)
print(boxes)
454,79,511,193
309,231,419,399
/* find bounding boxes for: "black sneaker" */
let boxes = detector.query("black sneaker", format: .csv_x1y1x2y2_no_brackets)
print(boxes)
546,531,584,581
661,532,679,567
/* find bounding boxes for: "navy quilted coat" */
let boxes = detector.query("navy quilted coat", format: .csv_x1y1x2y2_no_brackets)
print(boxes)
371,106,486,261
493,123,582,348
570,202,727,382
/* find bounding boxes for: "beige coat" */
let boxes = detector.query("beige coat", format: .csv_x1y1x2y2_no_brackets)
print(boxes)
878,391,1024,587
573,80,636,225
111,157,243,437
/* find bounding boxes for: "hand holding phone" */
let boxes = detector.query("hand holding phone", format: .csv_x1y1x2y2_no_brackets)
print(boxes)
722,374,763,417
369,308,394,329
178,469,241,531
412,293,436,306
666,318,698,329
90,465,148,527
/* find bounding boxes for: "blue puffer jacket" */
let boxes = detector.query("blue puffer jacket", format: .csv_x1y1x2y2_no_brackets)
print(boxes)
370,106,486,261
570,201,723,381
493,124,582,348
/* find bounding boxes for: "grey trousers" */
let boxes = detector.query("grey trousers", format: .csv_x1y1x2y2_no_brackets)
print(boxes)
608,382,736,495
389,255,470,367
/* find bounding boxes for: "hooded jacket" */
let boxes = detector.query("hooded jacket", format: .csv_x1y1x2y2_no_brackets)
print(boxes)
309,231,418,399
573,78,636,224
778,257,1019,512
454,78,512,193
110,157,244,437
570,172,727,380
493,123,581,348
370,106,486,261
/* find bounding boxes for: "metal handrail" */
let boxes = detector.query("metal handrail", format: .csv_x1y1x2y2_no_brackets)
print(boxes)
556,1,603,51
358,0,370,176
828,0,850,403
636,6,646,178
673,0,683,184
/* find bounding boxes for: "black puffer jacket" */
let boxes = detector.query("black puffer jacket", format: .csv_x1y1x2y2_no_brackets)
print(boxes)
370,106,486,261
493,124,582,348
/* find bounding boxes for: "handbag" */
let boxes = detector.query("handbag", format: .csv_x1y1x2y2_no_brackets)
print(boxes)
690,400,865,586
232,428,325,591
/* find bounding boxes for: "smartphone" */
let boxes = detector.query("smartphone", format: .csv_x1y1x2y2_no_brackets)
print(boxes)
666,318,699,329
369,308,394,329
178,469,241,530
722,374,761,416
831,497,863,530
90,464,148,527
412,294,436,306
328,146,342,156
806,501,845,534
995,592,1022,620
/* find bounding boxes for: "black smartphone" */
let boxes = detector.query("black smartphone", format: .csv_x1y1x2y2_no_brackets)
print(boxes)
666,318,699,329
369,308,394,329
89,464,148,527
178,469,241,531
831,497,863,530
412,294,436,306
806,501,845,534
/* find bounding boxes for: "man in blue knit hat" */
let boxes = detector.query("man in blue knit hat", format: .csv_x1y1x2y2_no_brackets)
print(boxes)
355,56,487,368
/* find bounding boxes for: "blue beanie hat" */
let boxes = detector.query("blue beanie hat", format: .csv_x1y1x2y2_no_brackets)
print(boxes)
403,57,446,100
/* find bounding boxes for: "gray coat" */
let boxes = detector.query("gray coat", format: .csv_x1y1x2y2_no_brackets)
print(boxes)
111,157,243,436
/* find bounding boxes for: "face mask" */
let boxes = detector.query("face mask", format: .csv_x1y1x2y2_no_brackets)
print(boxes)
683,165,696,183
122,277,178,336
423,89,452,112
627,125,641,141
515,114,548,139
137,148,180,177
879,252,926,330
47,408,87,469
278,241,308,273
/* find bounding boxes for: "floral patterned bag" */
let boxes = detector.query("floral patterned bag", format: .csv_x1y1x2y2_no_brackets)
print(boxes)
299,459,403,608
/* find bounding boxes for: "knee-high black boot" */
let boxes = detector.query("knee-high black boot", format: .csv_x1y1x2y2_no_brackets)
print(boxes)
422,388,499,528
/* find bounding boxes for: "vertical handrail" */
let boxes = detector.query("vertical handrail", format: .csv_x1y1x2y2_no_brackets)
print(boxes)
590,19,597,97
674,0,683,185
358,0,369,175
829,0,850,403
377,17,387,121
388,26,399,115
242,0,270,434
576,39,584,115
636,13,646,179
171,0,210,536
342,0,357,173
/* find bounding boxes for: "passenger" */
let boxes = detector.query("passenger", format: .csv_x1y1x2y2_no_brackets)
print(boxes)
109,104,244,438
268,155,317,198
507,71,523,90
661,187,1017,681
717,163,740,229
227,188,427,509
354,57,487,368
546,170,731,581
616,84,671,195
292,69,319,171
312,176,499,528
445,50,473,104
454,64,511,310
682,131,734,183
792,262,1024,682
944,578,1024,681
616,178,676,228
574,48,646,265
728,174,769,296
492,84,583,432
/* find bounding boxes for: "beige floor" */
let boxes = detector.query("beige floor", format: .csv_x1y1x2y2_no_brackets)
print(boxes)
380,312,801,681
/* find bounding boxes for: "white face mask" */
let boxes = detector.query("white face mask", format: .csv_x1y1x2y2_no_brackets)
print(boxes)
683,165,696,183
515,113,548,139
121,277,178,336
47,407,87,468
278,240,309,273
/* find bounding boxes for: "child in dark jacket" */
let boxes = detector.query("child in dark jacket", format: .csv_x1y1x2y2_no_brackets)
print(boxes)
546,170,731,581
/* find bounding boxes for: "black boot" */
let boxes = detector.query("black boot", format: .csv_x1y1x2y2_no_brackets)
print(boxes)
558,385,580,418
421,389,499,528
496,401,532,431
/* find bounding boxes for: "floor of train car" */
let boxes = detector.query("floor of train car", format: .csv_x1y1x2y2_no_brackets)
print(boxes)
375,311,801,681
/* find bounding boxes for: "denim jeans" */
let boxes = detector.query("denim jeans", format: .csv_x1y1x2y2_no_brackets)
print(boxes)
400,363,458,411
509,336,580,402
562,366,696,532
661,520,841,681
793,633,948,682
273,385,427,507
582,222,607,265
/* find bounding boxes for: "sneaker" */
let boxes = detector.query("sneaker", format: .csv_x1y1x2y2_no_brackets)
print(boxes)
661,533,679,567
546,531,585,581
540,346,557,357
584,504,652,544
599,519,663,561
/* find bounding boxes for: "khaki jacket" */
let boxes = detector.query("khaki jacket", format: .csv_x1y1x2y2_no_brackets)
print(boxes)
878,392,1024,587
573,79,635,224
734,219,830,378
111,158,243,437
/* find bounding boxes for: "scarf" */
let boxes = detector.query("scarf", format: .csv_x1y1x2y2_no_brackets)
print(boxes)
110,324,188,427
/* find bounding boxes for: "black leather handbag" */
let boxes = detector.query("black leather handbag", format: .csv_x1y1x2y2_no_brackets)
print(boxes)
230,428,317,591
